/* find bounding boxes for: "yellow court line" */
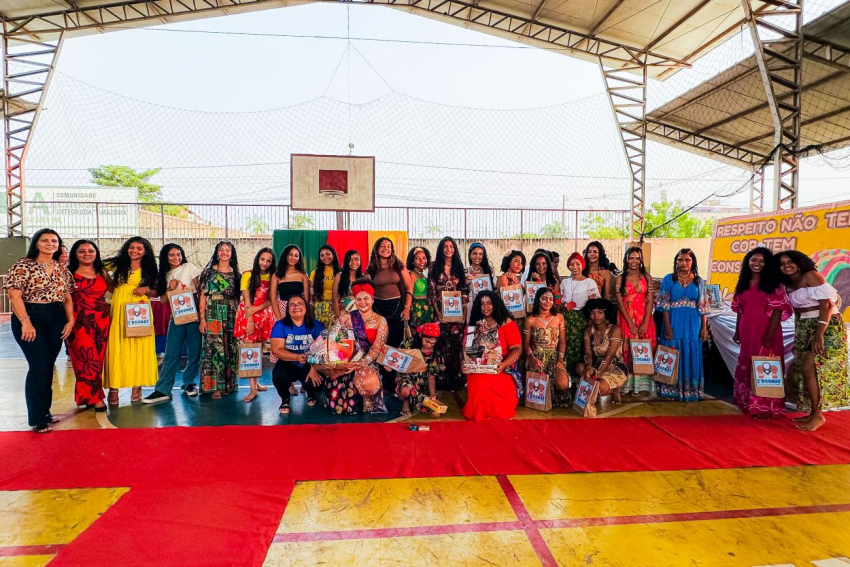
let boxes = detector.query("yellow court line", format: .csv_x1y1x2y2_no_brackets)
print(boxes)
264,529,541,566
0,488,128,547
280,476,516,533
541,511,850,567
510,464,850,521
0,556,56,567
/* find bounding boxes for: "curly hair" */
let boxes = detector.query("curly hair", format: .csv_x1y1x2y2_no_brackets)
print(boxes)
528,251,558,287
735,247,781,296
312,245,340,300
430,236,466,284
366,237,405,297
468,289,512,326
776,249,818,286
500,250,527,274
405,246,431,272
582,241,617,277
156,243,187,296
109,236,159,288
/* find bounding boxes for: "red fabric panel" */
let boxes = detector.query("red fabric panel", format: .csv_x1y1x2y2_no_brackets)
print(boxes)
326,230,369,269
4,415,850,492
51,481,293,567
149,298,171,336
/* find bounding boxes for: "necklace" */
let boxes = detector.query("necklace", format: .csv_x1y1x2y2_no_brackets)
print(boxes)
539,315,555,328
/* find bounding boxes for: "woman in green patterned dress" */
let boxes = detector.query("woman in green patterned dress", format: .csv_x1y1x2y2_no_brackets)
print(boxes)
406,246,434,328
559,252,599,377
524,287,570,407
198,241,240,398
778,250,850,432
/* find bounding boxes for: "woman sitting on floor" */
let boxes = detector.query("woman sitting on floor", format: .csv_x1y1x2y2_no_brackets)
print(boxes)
395,322,441,416
324,279,389,415
269,294,324,414
462,290,522,420
576,298,628,403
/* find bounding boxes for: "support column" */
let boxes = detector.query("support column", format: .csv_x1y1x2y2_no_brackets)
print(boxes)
3,32,63,237
600,58,647,239
749,166,765,213
742,0,803,210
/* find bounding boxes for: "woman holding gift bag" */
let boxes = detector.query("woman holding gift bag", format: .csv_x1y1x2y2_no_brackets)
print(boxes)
497,250,526,289
144,243,203,405
528,251,561,306
324,279,389,415
524,287,570,407
104,236,159,405
66,240,112,411
615,246,657,397
731,247,791,419
396,322,441,416
332,250,364,318
656,249,710,402
428,236,469,392
310,245,340,328
466,243,495,298
234,247,277,403
198,241,240,398
560,252,599,376
5,229,75,432
778,250,849,431
406,246,434,328
576,298,628,399
463,291,522,420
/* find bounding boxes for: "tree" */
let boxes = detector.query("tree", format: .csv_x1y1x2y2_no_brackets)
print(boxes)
583,191,714,239
424,225,442,237
89,165,188,217
289,213,314,230
540,221,568,239
246,216,270,235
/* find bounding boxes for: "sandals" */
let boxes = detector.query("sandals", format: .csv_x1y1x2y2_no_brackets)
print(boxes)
306,397,317,407
212,392,222,400
108,389,119,405
279,403,290,414
94,404,107,413
32,424,50,434
131,387,143,402
47,414,60,424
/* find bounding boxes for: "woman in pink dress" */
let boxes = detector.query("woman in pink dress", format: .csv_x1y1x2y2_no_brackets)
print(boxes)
731,247,791,418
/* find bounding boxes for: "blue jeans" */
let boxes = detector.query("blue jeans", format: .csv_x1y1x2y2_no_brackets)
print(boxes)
154,319,201,395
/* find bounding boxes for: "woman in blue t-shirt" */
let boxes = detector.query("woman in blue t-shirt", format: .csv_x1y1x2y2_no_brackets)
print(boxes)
269,294,324,414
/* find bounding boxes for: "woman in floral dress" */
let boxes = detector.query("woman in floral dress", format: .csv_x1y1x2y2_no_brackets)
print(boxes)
396,322,441,415
67,240,112,410
524,287,570,407
198,241,240,398
406,246,434,328
615,246,657,396
428,237,469,391
234,247,276,402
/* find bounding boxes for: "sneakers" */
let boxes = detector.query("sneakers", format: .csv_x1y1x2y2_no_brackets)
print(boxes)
184,384,198,397
142,391,172,405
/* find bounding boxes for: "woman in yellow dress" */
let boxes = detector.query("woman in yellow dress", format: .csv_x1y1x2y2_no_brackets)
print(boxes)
309,245,340,328
105,236,160,405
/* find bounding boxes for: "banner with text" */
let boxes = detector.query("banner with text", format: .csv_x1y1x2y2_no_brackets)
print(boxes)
709,200,850,321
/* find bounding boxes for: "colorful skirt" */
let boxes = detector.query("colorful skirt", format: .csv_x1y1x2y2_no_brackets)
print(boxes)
233,301,275,343
791,315,850,412
396,372,429,413
562,309,586,375
324,373,360,415
313,299,335,329
410,297,434,328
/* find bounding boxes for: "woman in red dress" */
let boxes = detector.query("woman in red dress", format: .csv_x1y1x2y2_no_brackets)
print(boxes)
615,246,657,397
66,240,113,410
462,290,522,420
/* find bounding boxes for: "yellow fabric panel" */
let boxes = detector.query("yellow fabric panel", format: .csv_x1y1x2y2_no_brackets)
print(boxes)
367,232,408,261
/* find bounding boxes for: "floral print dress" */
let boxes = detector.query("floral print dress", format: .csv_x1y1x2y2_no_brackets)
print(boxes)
200,269,239,395
618,276,657,395
396,350,439,413
68,273,111,406
527,325,571,407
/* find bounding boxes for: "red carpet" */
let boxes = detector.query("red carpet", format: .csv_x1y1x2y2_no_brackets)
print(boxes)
4,413,850,566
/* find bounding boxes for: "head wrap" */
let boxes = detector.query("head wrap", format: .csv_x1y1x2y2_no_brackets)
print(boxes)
417,323,440,338
468,243,485,252
566,252,585,271
351,282,375,298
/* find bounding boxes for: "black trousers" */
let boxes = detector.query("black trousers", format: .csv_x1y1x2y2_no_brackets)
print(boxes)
373,297,403,391
11,303,66,427
272,361,321,404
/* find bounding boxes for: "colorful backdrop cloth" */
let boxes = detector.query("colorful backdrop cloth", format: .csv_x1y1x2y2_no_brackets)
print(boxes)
273,230,406,275
368,231,408,260
709,200,850,322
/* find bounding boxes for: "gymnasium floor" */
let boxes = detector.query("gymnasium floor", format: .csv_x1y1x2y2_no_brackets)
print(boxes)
1,324,849,566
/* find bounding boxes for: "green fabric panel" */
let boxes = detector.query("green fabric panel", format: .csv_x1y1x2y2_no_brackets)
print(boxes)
272,230,329,275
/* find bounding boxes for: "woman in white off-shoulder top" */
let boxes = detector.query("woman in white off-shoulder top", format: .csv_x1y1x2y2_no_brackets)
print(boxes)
778,250,849,432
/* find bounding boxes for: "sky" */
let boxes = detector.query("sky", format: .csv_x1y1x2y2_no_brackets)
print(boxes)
23,1,850,213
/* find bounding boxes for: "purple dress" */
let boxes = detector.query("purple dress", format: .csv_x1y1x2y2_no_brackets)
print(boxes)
731,283,791,418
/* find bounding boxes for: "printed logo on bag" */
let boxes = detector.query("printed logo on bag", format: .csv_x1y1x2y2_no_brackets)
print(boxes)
383,347,413,373
471,276,492,293
632,343,652,365
442,296,463,318
525,283,544,307
125,304,151,328
654,351,675,377
526,378,548,405
755,360,782,387
240,347,262,371
502,290,523,313
574,379,594,410
170,292,196,318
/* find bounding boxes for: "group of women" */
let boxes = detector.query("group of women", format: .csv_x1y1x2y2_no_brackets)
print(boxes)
6,228,846,433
